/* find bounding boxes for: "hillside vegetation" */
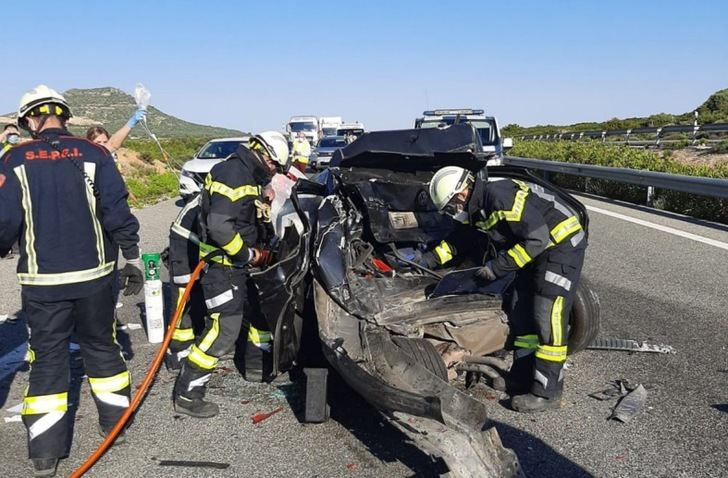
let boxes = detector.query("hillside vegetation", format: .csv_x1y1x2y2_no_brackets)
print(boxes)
504,88,728,137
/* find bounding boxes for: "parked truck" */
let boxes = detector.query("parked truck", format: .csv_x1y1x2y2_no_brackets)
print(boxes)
318,116,343,138
286,115,319,144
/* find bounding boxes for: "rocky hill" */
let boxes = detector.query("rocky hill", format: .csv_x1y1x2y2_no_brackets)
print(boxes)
1,87,244,139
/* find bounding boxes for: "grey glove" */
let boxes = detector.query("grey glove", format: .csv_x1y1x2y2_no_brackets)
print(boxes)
120,258,144,296
474,262,497,282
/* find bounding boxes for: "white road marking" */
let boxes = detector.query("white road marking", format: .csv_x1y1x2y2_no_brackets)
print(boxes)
585,205,728,251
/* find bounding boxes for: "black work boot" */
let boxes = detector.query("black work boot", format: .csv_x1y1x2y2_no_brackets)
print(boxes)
510,393,562,413
32,458,58,477
174,394,219,418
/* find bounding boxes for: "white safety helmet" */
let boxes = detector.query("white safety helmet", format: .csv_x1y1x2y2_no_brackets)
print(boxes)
429,166,474,210
250,131,290,170
17,85,72,131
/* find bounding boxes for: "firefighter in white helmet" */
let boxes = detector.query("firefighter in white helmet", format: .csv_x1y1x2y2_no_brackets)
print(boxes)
173,131,290,417
430,165,587,413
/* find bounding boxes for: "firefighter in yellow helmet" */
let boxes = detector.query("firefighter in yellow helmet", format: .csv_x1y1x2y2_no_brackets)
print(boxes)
430,166,587,413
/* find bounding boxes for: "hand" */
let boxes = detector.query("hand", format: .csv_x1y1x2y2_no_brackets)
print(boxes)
126,108,147,129
474,262,497,282
249,247,273,268
120,258,144,295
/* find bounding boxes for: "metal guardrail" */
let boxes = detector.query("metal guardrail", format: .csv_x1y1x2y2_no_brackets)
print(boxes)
503,155,728,200
519,122,728,147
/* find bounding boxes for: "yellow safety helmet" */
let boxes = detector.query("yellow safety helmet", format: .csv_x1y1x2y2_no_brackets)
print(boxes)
429,166,474,210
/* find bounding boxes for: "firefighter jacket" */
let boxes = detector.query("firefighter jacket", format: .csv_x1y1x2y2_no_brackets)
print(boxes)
199,145,274,266
292,139,311,164
0,128,140,301
467,174,586,278
168,194,203,285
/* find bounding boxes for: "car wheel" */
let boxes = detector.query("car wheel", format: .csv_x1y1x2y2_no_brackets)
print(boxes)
567,277,601,354
391,337,448,381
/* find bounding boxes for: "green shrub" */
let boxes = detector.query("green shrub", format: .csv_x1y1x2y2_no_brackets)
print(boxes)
126,171,178,207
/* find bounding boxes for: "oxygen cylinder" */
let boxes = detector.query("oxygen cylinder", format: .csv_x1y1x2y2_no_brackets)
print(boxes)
142,253,165,343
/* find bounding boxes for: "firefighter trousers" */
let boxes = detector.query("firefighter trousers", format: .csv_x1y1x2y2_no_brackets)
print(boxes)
21,283,129,459
174,265,273,399
168,279,206,357
508,244,586,399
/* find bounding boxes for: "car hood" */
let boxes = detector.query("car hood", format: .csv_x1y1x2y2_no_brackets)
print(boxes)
182,157,225,173
330,124,486,171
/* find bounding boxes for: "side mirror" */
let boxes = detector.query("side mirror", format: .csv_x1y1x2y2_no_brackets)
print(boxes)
502,137,513,149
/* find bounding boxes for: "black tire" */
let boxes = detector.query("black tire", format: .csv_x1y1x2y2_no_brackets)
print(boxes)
391,336,448,381
567,277,601,354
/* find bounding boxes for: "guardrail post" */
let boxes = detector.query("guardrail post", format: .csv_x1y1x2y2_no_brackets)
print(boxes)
655,128,662,148
646,186,655,207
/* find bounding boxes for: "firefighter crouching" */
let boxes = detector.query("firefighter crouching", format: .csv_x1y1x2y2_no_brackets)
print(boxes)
429,166,587,413
0,85,143,477
173,131,290,418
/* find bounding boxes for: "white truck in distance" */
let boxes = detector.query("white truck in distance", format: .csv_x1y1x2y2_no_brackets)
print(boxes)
318,116,343,138
286,115,319,144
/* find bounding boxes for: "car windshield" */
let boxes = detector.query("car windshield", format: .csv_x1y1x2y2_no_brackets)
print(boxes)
321,127,338,136
318,137,347,148
289,121,317,133
420,118,498,145
197,141,244,159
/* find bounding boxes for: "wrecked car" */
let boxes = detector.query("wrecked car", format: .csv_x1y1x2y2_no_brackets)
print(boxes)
245,124,600,477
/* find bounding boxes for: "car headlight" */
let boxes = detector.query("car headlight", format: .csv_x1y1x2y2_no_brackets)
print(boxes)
181,169,194,178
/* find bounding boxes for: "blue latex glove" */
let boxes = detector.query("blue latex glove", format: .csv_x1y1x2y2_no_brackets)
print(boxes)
126,108,147,129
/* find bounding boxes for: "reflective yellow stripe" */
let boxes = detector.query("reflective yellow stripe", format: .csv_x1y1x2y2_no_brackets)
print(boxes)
222,234,244,256
27,345,36,363
550,216,582,244
551,296,565,346
198,242,234,266
514,334,539,350
434,241,454,265
536,344,568,362
248,325,271,345
204,175,259,202
507,243,532,268
18,261,115,286
83,162,106,266
199,313,221,352
188,344,218,370
173,328,195,342
478,187,529,231
22,392,68,415
88,371,131,394
14,165,38,274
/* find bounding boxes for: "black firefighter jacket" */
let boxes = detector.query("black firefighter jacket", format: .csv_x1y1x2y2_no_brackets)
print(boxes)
199,145,273,266
467,173,586,277
0,128,140,301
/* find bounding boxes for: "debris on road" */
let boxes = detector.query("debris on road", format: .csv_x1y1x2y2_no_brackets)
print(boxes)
252,407,283,424
5,402,22,414
589,379,638,401
610,384,648,423
117,323,142,331
587,338,675,354
156,459,230,469
4,415,22,423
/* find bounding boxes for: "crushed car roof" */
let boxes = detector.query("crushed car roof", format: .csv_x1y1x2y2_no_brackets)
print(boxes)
330,124,484,170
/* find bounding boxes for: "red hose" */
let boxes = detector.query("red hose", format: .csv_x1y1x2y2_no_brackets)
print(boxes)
70,259,207,477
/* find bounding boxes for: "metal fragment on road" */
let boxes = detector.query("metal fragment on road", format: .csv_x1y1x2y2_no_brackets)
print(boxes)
157,460,230,469
610,384,647,423
587,338,675,354
3,415,22,423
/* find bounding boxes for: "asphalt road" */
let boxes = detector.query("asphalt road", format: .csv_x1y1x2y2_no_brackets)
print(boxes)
1,194,727,477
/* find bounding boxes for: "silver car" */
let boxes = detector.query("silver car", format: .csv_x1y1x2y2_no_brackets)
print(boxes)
179,136,250,201
310,136,347,170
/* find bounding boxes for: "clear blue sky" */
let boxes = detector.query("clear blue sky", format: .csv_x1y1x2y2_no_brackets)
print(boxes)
2,0,727,132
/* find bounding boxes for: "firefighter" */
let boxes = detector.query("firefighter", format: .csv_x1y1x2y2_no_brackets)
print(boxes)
163,194,207,371
429,166,587,413
173,131,289,418
0,85,142,476
291,131,310,173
